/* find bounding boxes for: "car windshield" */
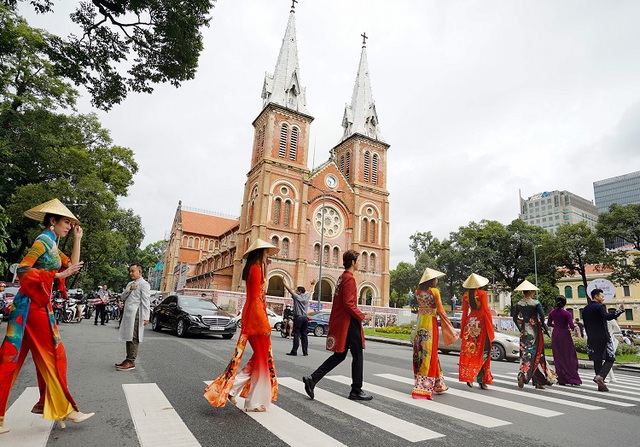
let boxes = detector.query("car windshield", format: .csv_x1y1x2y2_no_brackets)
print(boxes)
179,296,219,310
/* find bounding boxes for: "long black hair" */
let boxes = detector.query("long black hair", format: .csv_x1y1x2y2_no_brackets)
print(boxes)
242,249,264,281
555,295,567,308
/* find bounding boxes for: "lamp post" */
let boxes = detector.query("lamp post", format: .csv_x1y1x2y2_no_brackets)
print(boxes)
304,181,343,312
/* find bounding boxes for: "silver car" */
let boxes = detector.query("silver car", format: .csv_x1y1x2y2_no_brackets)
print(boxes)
438,318,520,362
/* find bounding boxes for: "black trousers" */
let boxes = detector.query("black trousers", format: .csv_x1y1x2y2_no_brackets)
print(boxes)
594,358,615,379
311,318,363,391
95,304,106,324
291,316,309,355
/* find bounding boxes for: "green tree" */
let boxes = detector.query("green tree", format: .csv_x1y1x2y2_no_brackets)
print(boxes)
389,261,419,299
136,239,168,275
597,203,640,285
6,0,216,110
0,205,10,277
554,222,606,303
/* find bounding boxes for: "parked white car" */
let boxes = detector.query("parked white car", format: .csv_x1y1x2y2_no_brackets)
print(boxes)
437,317,520,361
232,308,283,331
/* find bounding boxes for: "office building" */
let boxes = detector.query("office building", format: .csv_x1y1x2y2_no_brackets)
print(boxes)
519,190,598,233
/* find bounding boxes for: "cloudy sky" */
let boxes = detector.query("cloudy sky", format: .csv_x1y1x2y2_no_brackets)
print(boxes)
22,0,640,268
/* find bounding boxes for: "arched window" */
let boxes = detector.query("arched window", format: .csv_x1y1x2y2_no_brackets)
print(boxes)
323,245,330,265
370,219,376,244
182,236,188,246
333,247,339,267
282,238,290,258
361,218,368,242
279,124,288,158
273,198,282,225
195,237,200,249
289,127,298,160
370,253,376,271
245,237,251,253
364,151,370,182
188,237,194,248
372,153,379,185
564,286,573,299
271,236,279,248
283,200,291,228
339,155,345,174
577,285,586,298
361,252,368,270
209,240,214,250
345,152,351,179
314,244,320,263
258,125,265,160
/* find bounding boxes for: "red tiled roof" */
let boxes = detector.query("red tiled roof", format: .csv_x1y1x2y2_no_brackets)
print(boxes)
181,210,239,237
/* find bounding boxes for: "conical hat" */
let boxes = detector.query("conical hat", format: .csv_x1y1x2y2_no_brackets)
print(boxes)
243,238,279,258
514,279,539,292
24,198,79,224
419,267,445,285
462,273,489,289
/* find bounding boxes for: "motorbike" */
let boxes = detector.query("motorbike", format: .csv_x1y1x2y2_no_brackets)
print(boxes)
52,296,66,324
280,314,293,338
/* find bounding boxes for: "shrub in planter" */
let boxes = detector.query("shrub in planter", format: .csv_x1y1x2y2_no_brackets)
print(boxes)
617,343,640,356
573,337,588,354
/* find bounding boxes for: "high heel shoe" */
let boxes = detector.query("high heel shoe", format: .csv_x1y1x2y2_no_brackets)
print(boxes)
0,427,9,435
59,410,95,429
466,382,473,388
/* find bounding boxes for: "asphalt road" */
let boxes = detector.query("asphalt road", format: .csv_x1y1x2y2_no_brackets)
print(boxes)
4,320,640,447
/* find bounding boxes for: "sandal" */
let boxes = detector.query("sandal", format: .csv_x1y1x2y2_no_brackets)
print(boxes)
245,405,266,412
480,383,488,390
466,382,473,388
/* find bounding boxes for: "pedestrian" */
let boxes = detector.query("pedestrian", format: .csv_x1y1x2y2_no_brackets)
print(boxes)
410,268,458,400
115,264,151,371
302,250,373,401
75,292,86,323
284,278,314,356
0,199,94,435
582,288,624,391
606,319,621,383
0,282,6,324
547,296,582,386
574,318,585,338
512,280,556,389
204,239,279,412
458,273,494,390
282,305,293,338
95,284,109,325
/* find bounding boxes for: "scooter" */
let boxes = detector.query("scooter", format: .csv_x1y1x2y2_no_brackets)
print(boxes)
280,315,293,338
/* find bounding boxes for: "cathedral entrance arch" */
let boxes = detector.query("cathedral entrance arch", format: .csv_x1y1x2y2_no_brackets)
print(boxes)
312,278,334,303
267,275,285,297
359,286,374,305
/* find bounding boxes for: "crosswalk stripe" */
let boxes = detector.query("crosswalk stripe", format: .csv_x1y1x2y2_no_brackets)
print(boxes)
123,383,201,447
326,375,511,428
278,377,444,442
600,383,640,395
204,381,347,446
3,387,54,447
234,396,347,446
490,374,635,407
376,373,563,418
474,378,604,410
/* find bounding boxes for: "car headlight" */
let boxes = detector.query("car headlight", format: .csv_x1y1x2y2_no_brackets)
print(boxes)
188,315,201,322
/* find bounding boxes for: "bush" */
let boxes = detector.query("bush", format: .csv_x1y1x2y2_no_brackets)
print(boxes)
375,324,412,335
573,337,588,354
543,335,551,349
617,343,640,356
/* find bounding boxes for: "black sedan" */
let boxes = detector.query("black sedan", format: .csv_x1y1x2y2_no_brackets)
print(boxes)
307,311,331,337
151,295,236,339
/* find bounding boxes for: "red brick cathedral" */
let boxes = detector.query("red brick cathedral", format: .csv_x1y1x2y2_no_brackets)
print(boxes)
161,8,390,306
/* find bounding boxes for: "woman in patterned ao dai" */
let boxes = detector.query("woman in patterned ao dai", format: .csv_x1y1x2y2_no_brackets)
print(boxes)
458,273,495,390
412,268,458,400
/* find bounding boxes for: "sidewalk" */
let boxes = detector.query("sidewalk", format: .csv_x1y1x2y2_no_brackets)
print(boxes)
364,334,640,372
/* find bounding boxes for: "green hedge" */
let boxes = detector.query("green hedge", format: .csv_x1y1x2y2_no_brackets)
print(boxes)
375,324,413,335
544,334,639,355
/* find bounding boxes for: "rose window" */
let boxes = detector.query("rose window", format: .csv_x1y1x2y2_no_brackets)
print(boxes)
314,206,343,238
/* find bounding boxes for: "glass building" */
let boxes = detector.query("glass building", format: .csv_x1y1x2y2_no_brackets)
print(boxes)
519,190,599,233
593,170,640,213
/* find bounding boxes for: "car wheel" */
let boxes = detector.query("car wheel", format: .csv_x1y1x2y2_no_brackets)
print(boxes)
491,342,506,361
439,349,451,355
152,315,161,332
236,319,242,328
314,325,325,337
222,334,233,340
274,322,282,332
176,319,188,337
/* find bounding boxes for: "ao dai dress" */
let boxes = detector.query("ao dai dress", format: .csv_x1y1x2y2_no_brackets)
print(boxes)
458,290,495,385
547,308,581,386
412,287,458,399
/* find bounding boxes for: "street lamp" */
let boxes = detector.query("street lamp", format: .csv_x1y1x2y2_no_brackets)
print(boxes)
304,181,343,312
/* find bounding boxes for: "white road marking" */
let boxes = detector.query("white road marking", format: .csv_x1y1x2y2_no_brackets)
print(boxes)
3,387,54,447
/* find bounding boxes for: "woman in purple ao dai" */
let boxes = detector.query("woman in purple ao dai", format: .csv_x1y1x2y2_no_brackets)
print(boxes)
547,296,582,386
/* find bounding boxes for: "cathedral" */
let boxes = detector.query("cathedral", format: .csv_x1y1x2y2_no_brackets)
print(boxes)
161,6,391,306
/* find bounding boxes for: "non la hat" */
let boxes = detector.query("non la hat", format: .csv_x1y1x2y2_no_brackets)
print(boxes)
514,279,539,292
462,273,489,289
419,267,446,285
24,198,79,224
242,238,279,258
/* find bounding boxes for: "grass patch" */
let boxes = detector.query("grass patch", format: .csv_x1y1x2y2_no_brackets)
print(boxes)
545,348,589,360
364,328,411,341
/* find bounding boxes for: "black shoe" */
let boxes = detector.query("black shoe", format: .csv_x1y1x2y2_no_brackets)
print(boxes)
303,353,308,356
348,389,373,401
94,322,98,325
286,352,297,356
302,376,315,400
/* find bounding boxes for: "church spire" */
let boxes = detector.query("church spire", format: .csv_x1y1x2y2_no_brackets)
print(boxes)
262,4,308,114
341,33,384,142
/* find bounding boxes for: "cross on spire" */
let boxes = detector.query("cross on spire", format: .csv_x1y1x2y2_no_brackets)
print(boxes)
291,0,298,12
361,32,368,48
